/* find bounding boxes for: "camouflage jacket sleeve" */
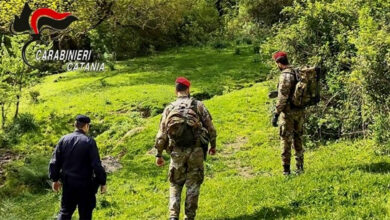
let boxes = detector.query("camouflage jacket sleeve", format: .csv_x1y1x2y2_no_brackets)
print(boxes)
275,69,296,114
196,101,217,148
154,105,172,156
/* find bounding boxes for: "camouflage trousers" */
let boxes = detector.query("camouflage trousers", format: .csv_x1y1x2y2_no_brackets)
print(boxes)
168,146,204,220
279,110,305,167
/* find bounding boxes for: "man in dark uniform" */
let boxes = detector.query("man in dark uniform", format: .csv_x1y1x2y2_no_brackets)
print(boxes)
49,115,107,220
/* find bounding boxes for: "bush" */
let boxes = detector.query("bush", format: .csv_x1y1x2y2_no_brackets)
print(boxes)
212,41,229,49
1,154,49,196
373,114,390,148
12,113,38,133
103,52,116,70
243,37,252,45
89,121,110,138
1,113,39,146
29,90,40,104
234,48,241,55
253,45,260,54
178,1,220,45
244,0,294,26
0,132,10,148
261,0,382,141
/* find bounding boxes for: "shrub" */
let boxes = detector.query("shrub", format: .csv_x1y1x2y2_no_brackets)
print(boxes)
373,114,390,148
29,90,40,104
178,1,220,45
243,37,252,45
261,0,379,141
213,41,229,49
243,0,294,26
234,48,241,55
1,154,49,196
89,121,110,138
253,45,260,54
103,52,116,71
1,113,39,146
12,113,38,133
0,132,10,148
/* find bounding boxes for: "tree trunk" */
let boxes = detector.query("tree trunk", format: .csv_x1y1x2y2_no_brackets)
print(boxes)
14,83,22,119
14,95,20,119
1,103,5,129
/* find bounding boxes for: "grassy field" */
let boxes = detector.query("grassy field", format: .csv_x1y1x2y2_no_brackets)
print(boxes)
1,45,390,219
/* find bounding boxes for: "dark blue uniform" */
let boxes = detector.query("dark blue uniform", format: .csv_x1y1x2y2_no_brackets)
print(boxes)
49,130,106,220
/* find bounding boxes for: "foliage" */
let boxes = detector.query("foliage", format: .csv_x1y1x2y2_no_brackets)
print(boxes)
261,0,389,144
222,0,293,41
0,35,39,129
11,113,38,133
241,0,294,26
0,71,388,218
0,45,264,153
177,0,221,46
29,90,40,104
1,154,49,196
350,3,390,146
1,0,224,59
0,0,389,219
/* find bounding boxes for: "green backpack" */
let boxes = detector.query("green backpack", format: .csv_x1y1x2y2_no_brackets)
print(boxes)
166,98,202,148
291,66,321,108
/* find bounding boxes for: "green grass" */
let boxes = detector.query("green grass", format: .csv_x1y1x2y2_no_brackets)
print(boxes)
15,45,266,154
1,46,390,219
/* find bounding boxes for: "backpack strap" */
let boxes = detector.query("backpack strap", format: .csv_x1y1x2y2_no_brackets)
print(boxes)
287,68,300,81
189,98,202,119
170,97,201,120
282,68,300,109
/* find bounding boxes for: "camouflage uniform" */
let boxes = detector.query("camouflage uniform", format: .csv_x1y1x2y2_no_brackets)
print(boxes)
275,67,305,168
155,95,217,220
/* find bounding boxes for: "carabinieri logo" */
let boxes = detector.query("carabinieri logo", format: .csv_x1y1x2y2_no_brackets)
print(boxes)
10,3,78,68
10,3,104,72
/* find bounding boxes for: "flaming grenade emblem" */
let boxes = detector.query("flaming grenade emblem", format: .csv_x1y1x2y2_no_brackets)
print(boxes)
10,3,78,67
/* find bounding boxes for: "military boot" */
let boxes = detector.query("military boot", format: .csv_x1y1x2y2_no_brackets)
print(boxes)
296,164,304,175
283,165,291,175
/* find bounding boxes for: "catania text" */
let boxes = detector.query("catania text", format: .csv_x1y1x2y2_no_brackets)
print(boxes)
35,50,105,71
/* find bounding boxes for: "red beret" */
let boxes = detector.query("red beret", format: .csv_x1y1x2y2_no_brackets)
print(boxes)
273,51,287,60
175,77,191,88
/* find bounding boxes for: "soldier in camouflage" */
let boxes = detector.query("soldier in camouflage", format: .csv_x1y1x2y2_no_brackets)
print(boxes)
271,51,305,175
154,77,217,220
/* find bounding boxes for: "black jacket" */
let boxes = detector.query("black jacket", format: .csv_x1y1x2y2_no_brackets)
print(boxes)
49,130,106,186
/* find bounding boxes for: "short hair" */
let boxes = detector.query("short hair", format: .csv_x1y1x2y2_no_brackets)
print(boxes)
176,83,188,92
74,120,87,130
276,56,289,65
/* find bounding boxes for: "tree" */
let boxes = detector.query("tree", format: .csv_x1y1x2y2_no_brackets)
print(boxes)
0,35,36,125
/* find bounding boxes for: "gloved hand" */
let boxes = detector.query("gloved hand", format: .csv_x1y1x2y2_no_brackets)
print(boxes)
272,113,279,127
208,147,216,155
100,185,107,194
155,156,165,167
52,181,62,192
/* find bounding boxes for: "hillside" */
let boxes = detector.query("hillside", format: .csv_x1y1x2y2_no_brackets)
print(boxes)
1,46,390,219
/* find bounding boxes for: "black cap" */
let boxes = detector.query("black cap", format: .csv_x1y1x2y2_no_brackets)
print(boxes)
76,115,91,123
